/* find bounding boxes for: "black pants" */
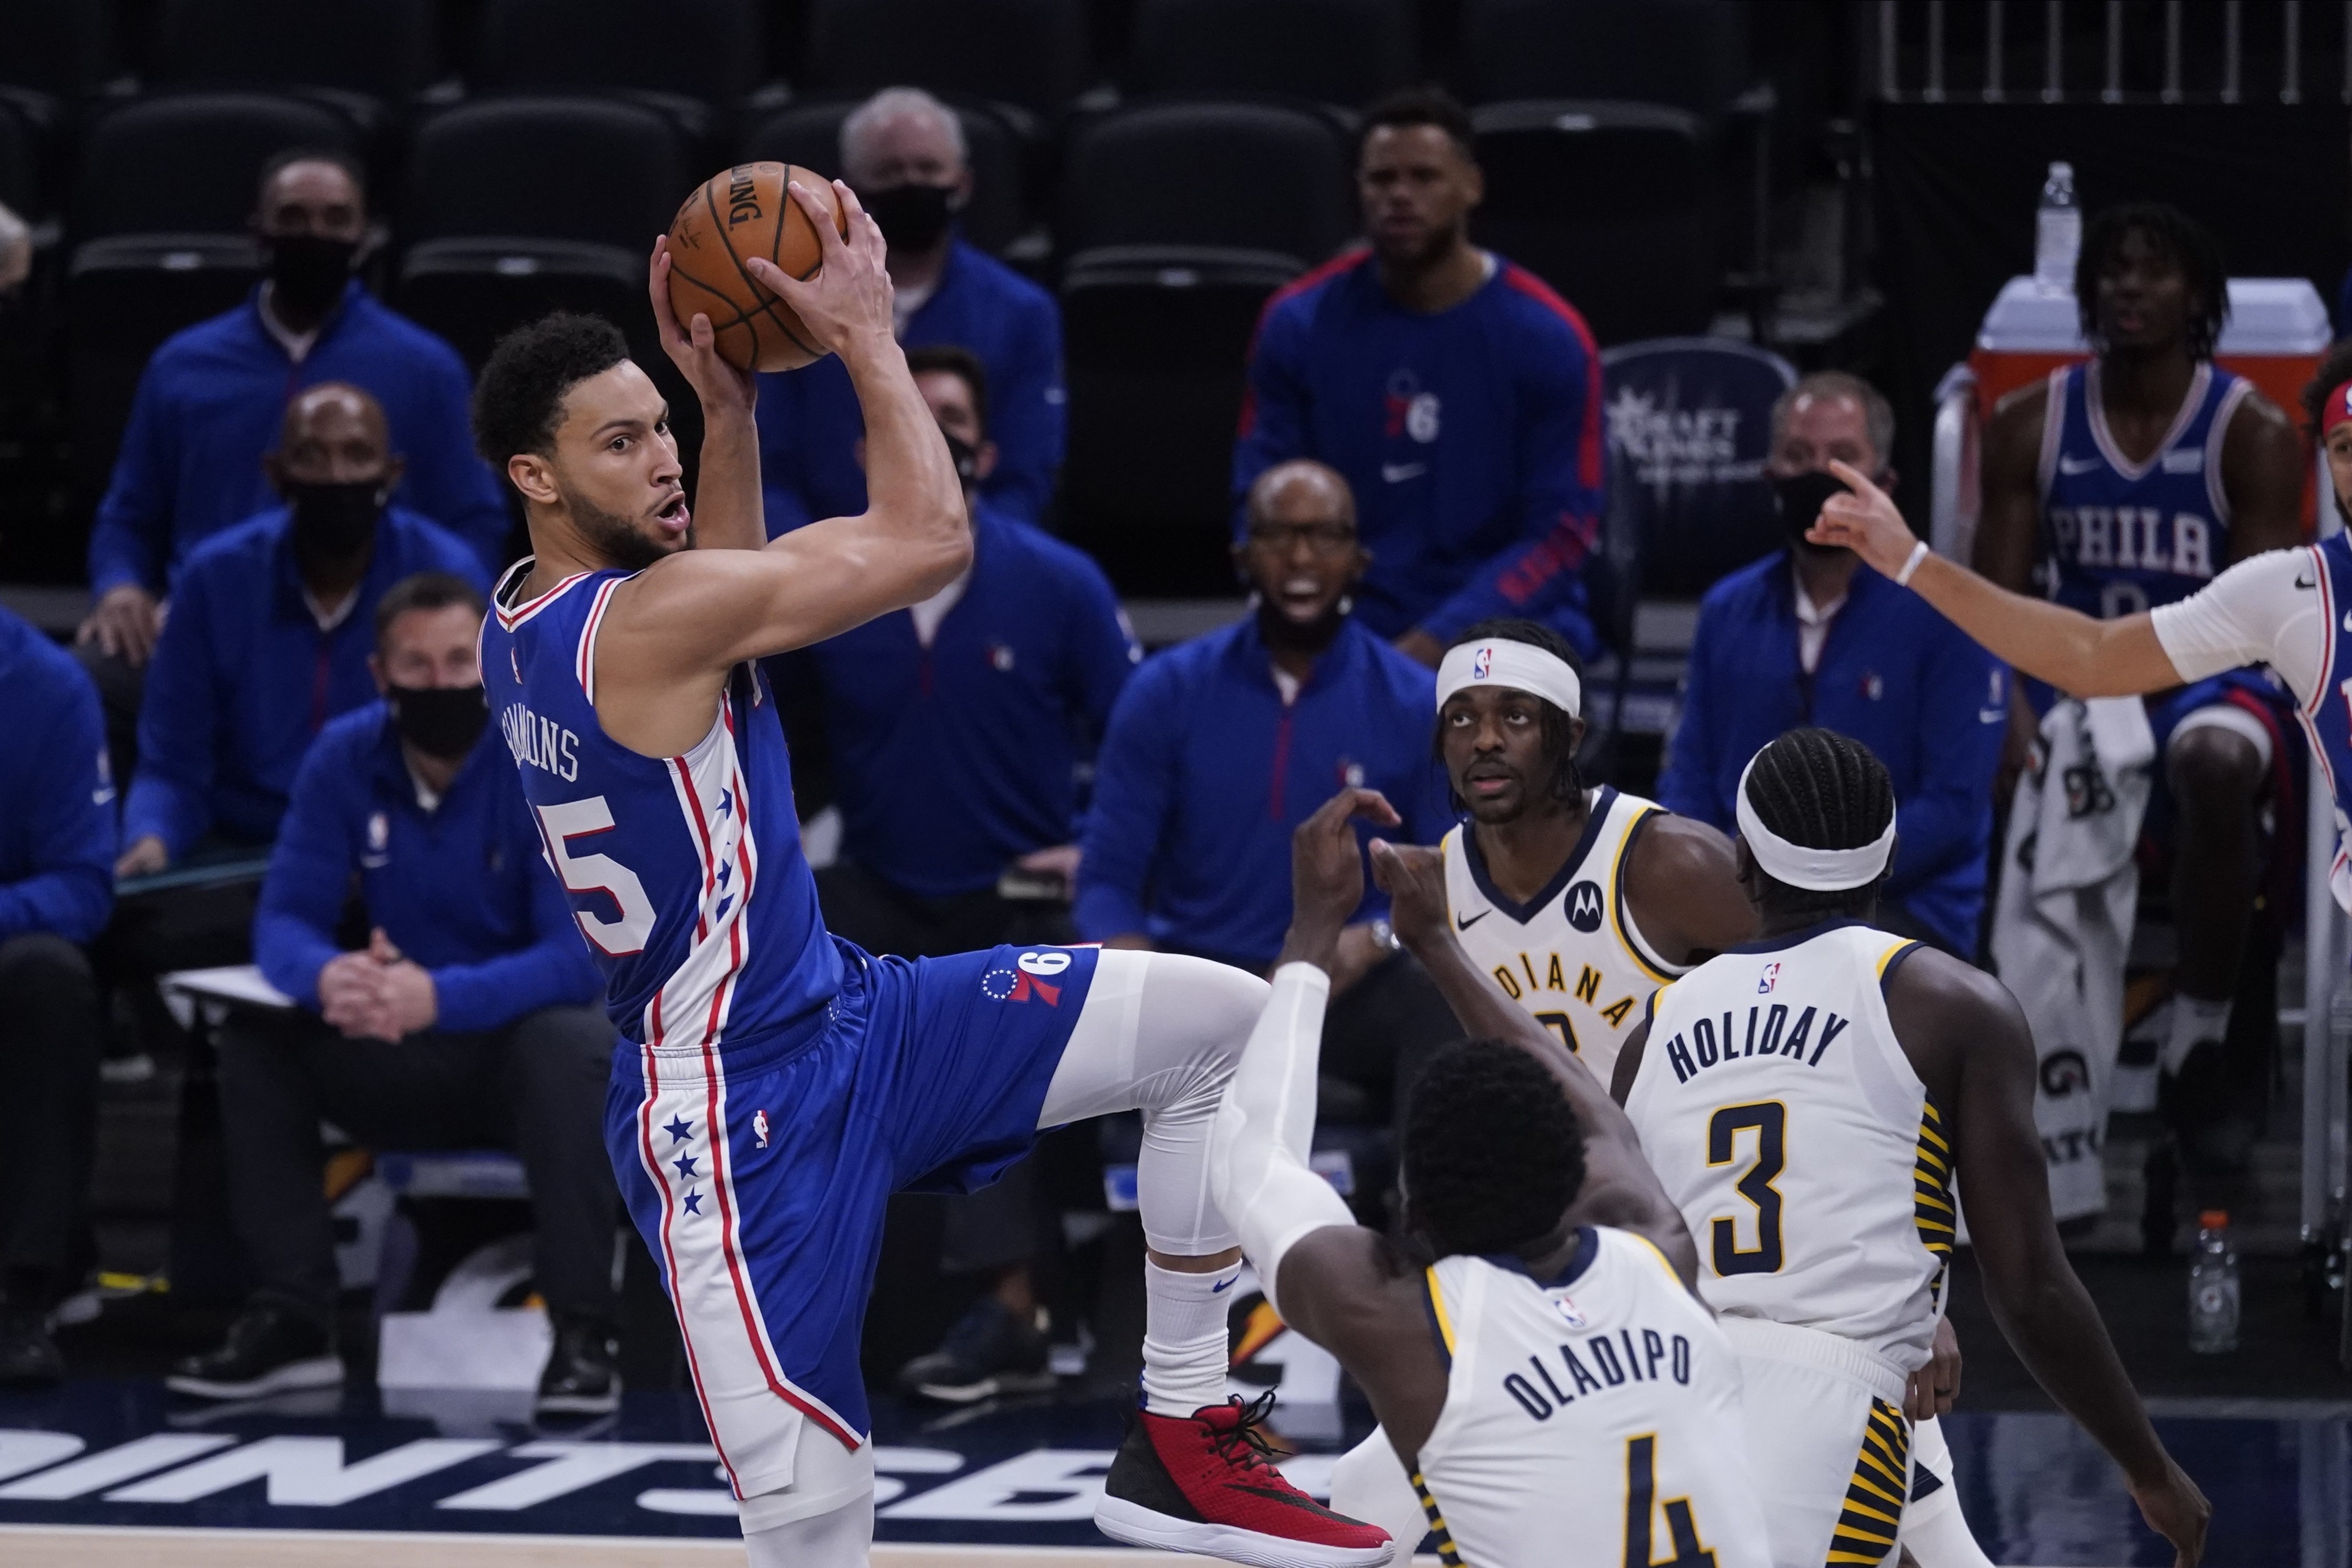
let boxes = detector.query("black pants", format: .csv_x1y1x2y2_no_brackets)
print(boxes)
216,1004,621,1326
817,859,1071,1277
0,936,101,1300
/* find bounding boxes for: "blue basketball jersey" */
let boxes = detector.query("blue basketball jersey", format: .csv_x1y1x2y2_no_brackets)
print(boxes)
2300,533,2352,910
482,562,843,1054
2038,360,2252,619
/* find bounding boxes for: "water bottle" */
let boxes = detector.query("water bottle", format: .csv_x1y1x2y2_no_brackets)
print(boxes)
2187,1209,2240,1354
2034,161,2080,293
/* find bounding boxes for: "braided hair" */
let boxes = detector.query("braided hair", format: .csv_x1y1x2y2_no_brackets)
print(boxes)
1432,618,1587,811
1740,728,1896,921
2075,201,2228,363
1401,1038,1587,1257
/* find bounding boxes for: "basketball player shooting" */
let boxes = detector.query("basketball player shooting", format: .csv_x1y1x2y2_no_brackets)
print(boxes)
1206,787,1771,1566
471,180,1388,1568
1609,729,2208,1566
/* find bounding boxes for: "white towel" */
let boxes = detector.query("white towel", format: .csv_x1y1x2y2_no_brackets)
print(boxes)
1987,696,2156,1222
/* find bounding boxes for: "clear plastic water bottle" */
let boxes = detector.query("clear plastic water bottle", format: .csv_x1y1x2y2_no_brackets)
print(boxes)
2034,161,2080,293
2187,1209,2240,1354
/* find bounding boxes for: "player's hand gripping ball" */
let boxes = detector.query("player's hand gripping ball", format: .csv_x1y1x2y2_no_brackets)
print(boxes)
665,162,848,371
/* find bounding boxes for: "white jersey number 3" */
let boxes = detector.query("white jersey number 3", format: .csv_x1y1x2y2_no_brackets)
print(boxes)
536,796,657,956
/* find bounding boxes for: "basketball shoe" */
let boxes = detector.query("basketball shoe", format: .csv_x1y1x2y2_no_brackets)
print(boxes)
1094,1391,1395,1566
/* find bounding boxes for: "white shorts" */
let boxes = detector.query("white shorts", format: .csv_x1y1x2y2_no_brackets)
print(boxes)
1721,1317,1912,1568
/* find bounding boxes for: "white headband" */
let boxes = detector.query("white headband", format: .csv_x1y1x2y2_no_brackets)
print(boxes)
1435,638,1582,719
1734,752,1897,891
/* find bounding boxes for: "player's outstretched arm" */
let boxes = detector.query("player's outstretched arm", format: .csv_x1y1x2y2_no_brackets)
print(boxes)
1807,461,2185,699
1887,951,2210,1566
647,234,762,553
1369,837,1700,1287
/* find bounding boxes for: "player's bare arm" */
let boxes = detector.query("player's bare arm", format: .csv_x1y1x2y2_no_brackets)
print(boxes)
2218,389,2307,559
1621,814,1756,966
1370,836,1700,1286
1884,949,2211,1565
568,181,967,756
1809,461,2186,699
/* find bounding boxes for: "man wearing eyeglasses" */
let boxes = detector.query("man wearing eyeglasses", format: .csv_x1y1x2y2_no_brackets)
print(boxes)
1078,460,1458,1179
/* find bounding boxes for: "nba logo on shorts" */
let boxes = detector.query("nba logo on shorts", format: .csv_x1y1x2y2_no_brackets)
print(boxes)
1758,961,1780,995
753,1109,770,1149
1472,646,1493,681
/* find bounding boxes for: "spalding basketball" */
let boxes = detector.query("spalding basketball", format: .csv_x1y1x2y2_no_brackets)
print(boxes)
665,162,848,372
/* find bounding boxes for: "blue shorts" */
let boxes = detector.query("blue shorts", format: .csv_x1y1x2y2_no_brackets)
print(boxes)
606,936,1097,1495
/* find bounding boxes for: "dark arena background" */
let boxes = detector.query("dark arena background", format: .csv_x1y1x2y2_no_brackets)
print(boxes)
1,1,2350,1564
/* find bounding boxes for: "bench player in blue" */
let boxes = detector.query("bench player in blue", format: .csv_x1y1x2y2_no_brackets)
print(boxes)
471,183,1395,1568
1975,202,2303,1202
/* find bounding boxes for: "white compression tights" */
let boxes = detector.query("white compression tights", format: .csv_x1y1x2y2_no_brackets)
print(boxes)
743,1492,873,1568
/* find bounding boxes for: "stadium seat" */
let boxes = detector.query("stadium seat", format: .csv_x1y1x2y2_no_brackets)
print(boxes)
148,0,441,103
1125,0,1416,106
473,0,766,105
1060,100,1354,264
0,4,118,95
741,99,1030,258
802,0,1090,118
1469,101,1718,348
1456,0,1748,115
1057,246,1300,594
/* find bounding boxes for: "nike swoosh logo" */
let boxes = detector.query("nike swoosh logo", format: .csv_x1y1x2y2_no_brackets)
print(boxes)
1381,462,1426,483
1456,910,1488,930
2297,573,2317,590
1211,1276,1238,1294
2057,455,2103,475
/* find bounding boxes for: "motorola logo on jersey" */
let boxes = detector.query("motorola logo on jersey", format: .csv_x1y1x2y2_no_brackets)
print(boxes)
1564,881,1603,933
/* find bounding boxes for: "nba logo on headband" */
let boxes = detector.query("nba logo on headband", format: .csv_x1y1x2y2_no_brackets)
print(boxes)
1471,646,1492,680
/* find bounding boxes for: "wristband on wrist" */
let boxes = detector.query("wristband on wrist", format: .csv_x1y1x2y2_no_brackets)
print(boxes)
1894,539,1930,587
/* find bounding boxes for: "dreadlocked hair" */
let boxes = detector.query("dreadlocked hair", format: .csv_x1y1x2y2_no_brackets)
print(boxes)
1741,728,1896,922
2075,201,2228,363
1432,617,1587,810
1402,1038,1587,1257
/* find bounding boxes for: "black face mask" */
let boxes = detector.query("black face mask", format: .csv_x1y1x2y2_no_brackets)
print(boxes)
285,478,386,559
265,233,358,317
388,683,488,762
1772,468,1853,549
941,429,980,492
862,183,955,251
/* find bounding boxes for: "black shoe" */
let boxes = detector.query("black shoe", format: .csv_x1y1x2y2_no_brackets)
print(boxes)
536,1316,620,1416
166,1301,341,1400
896,1298,1055,1404
0,1308,64,1388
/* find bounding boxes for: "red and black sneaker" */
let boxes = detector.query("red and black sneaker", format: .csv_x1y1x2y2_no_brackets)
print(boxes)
1094,1391,1395,1567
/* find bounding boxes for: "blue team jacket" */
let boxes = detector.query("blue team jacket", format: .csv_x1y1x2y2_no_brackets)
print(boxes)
1075,614,1454,967
255,702,601,1032
0,608,114,945
1657,551,2009,952
1232,250,1607,654
124,506,490,859
87,281,510,595
807,502,1140,899
757,239,1066,529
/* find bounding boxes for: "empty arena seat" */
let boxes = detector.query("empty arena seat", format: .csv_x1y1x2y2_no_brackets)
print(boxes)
473,0,767,104
148,0,441,102
1057,246,1300,595
0,3,118,94
1456,0,1748,114
1060,101,1353,264
802,0,1089,118
1469,101,1717,348
71,92,365,240
404,98,694,247
741,99,1029,257
1125,0,1416,106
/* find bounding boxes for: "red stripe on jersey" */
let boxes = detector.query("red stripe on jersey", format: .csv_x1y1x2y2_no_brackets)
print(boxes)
1235,248,1376,438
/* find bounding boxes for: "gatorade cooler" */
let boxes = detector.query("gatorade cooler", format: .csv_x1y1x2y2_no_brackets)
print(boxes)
1929,276,2332,561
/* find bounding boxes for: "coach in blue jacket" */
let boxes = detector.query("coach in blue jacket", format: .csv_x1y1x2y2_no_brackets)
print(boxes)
117,384,490,882
1232,89,1607,665
171,574,618,1414
0,608,113,1385
757,88,1064,532
78,151,506,671
1658,372,2007,957
1079,460,1457,1149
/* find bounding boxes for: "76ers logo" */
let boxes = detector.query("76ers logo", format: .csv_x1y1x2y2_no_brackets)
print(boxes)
981,949,1071,1006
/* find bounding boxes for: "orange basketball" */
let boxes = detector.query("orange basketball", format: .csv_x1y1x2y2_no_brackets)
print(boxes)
665,162,847,372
